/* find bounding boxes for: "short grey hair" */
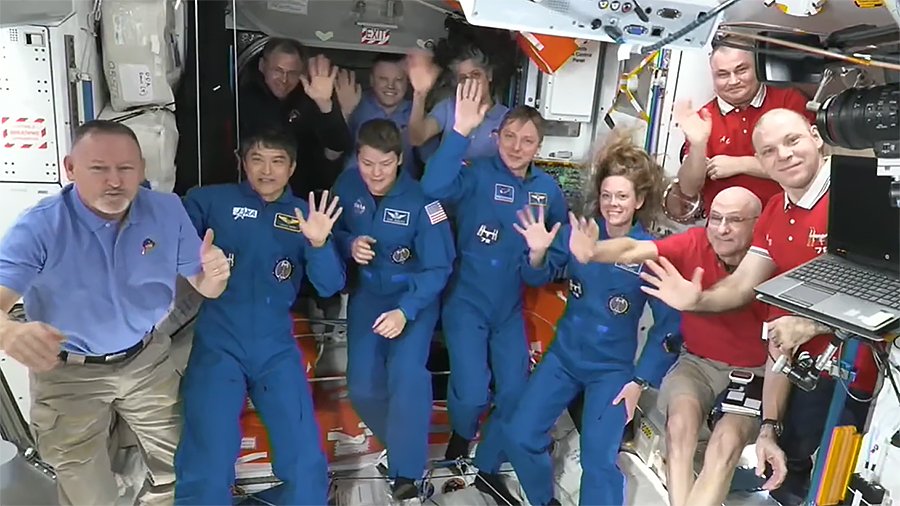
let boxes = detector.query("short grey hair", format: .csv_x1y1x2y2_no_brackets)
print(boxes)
73,119,141,154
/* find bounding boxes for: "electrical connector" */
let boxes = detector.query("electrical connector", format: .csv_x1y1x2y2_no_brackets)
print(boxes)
849,473,886,505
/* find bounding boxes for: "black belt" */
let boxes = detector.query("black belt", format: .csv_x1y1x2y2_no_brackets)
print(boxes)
58,332,153,365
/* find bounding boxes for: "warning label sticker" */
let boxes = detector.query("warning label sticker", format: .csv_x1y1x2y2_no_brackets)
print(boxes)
2,117,48,149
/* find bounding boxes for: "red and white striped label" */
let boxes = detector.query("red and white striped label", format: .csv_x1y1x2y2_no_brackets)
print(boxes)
360,27,390,45
1,117,48,149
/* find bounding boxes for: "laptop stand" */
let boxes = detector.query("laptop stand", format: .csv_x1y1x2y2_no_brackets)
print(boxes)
793,330,864,506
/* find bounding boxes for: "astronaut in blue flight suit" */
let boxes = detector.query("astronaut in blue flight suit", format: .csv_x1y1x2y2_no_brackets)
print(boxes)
332,118,456,501
502,136,682,506
174,130,346,506
421,79,567,502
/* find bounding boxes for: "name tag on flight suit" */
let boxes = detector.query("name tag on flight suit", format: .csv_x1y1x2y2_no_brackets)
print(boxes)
273,213,302,233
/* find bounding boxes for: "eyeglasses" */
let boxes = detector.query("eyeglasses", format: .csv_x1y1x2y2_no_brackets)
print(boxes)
707,214,758,228
268,67,302,81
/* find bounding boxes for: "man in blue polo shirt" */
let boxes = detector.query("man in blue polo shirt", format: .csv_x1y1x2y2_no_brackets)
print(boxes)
0,120,230,506
407,46,509,163
336,53,420,178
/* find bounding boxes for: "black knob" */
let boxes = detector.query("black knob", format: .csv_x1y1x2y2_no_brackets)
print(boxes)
591,18,603,29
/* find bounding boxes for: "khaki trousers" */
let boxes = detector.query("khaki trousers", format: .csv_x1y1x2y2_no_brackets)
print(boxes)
29,333,181,506
657,350,766,418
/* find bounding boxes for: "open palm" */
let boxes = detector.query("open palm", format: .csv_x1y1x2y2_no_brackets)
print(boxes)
406,51,440,94
298,191,342,247
453,79,489,136
674,99,713,145
639,257,703,310
301,55,338,104
513,205,560,253
568,212,600,264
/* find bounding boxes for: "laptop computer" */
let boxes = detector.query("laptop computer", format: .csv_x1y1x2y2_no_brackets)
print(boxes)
754,155,900,340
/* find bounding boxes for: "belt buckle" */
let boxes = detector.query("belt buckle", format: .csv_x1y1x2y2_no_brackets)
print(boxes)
66,353,85,365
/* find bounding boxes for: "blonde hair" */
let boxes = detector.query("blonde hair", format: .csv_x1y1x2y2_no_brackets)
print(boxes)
582,129,665,230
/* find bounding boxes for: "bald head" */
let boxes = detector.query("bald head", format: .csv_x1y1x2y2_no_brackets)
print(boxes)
751,107,825,196
752,108,814,149
706,185,761,263
711,186,762,217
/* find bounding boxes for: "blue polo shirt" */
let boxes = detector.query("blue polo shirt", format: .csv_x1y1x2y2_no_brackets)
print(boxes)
348,92,417,177
0,184,203,355
417,97,509,163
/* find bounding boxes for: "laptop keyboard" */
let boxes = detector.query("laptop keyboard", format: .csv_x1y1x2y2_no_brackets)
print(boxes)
787,258,900,310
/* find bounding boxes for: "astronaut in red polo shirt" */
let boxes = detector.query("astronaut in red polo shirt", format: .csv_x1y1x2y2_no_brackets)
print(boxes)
640,108,875,505
568,186,772,506
675,37,814,216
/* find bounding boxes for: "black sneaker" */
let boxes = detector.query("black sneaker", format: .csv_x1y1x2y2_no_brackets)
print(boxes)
474,471,521,506
444,431,471,461
392,477,419,502
768,474,809,506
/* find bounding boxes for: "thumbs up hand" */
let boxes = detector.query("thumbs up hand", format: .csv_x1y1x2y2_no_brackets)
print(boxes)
200,229,230,282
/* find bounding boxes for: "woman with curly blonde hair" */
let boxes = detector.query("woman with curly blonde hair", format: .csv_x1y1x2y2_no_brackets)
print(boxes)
502,131,681,506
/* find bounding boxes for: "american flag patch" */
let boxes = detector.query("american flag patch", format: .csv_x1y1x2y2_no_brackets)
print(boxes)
425,200,447,225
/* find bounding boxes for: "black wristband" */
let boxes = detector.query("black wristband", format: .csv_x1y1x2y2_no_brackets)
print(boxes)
761,418,783,437
632,377,650,391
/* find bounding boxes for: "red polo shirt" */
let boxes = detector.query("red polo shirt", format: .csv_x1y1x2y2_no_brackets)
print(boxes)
654,227,768,367
682,85,815,215
748,159,877,392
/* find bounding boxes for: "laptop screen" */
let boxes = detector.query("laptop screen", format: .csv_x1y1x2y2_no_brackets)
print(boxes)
828,155,900,273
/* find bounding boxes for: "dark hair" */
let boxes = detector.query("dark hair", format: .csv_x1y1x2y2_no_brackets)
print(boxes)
240,130,298,164
433,19,515,86
448,44,491,76
710,34,755,57
585,129,665,229
262,37,307,61
72,120,141,152
499,106,545,142
357,119,403,159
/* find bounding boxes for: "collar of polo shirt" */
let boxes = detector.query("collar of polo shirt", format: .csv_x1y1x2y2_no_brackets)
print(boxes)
784,156,831,211
717,84,767,115
363,91,412,117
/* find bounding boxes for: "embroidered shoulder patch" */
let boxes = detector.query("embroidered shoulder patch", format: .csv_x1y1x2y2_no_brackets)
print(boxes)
425,200,447,225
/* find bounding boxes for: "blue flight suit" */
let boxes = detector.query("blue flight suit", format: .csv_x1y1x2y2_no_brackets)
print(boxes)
175,182,346,505
346,93,419,178
421,130,568,472
332,167,456,480
504,221,681,506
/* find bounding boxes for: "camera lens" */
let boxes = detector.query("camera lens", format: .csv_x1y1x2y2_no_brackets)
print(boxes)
817,84,900,156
